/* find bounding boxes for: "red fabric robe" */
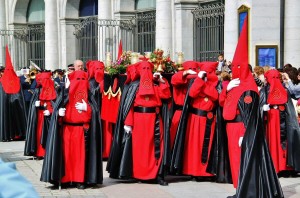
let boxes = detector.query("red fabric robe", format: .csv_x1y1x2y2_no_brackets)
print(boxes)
36,100,53,157
61,100,92,183
170,71,189,147
124,80,171,180
182,77,218,176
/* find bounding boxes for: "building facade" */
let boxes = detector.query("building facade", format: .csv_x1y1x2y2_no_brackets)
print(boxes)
0,0,299,70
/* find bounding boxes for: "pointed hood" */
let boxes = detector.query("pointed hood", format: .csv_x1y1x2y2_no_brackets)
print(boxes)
1,46,21,94
265,69,287,105
223,15,258,120
36,72,56,101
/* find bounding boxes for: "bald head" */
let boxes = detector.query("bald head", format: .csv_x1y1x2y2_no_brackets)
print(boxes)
74,60,84,71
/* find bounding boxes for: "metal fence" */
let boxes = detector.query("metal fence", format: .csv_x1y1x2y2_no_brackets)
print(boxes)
135,11,156,54
192,2,225,62
74,11,156,62
0,24,45,70
27,24,45,69
0,29,28,69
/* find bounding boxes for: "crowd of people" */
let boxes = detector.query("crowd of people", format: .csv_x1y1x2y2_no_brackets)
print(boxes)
0,17,300,198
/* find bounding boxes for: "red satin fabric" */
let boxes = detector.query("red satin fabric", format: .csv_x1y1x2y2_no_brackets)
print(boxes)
36,109,46,157
61,125,85,183
265,109,291,173
226,122,245,188
182,115,215,176
131,112,164,180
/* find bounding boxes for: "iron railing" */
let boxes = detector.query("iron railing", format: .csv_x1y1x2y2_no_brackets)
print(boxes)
192,2,225,62
0,29,28,69
135,11,156,54
27,24,45,69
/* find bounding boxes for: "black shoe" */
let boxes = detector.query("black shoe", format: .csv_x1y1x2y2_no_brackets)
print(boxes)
76,183,86,189
157,179,168,186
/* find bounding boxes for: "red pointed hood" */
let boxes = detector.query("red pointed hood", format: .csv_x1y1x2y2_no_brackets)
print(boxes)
265,69,287,105
199,61,219,86
1,46,21,94
223,15,258,120
36,72,56,101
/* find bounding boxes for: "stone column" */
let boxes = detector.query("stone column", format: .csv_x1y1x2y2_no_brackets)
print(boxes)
224,1,238,62
285,0,300,67
174,1,198,61
156,0,172,54
0,0,6,66
45,0,58,70
98,0,112,61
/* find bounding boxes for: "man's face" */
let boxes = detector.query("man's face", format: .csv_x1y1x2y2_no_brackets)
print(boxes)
74,61,84,71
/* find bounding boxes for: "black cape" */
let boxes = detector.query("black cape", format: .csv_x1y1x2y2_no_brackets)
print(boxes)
40,88,103,184
0,83,27,141
260,85,300,172
233,91,283,198
24,88,53,156
206,81,232,183
171,79,223,177
106,80,139,179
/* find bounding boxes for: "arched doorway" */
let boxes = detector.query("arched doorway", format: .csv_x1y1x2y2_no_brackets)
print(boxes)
74,0,98,63
26,0,45,69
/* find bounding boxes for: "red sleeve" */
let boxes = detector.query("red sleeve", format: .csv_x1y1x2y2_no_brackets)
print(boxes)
171,71,188,86
189,77,205,98
124,106,134,126
219,87,227,107
158,79,171,99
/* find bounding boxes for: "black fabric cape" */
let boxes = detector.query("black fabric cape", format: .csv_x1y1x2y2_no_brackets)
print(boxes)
170,79,194,174
24,88,53,156
40,88,103,185
206,81,232,183
233,90,283,198
158,99,172,177
259,85,300,172
0,83,27,141
106,80,139,179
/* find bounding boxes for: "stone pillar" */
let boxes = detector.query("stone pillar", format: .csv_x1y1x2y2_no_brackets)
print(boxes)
174,1,198,61
0,0,6,66
98,0,112,61
224,1,238,62
285,0,300,67
156,0,172,54
45,0,58,70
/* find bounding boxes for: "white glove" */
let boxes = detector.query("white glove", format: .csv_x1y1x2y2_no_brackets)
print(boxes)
238,137,243,147
227,78,240,91
198,71,207,79
153,72,165,83
185,69,197,75
124,125,132,134
58,108,66,117
43,110,50,116
263,104,270,111
44,103,47,107
35,100,40,107
75,99,87,112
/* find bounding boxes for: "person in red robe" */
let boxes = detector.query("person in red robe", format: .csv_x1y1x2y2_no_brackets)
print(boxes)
260,69,300,174
170,61,199,148
220,15,283,198
123,61,171,185
24,72,56,159
59,71,91,188
171,61,219,179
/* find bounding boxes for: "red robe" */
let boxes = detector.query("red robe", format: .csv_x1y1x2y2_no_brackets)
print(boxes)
219,88,244,188
182,77,218,176
61,100,92,183
170,71,189,147
124,80,171,180
265,107,291,173
35,100,53,157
